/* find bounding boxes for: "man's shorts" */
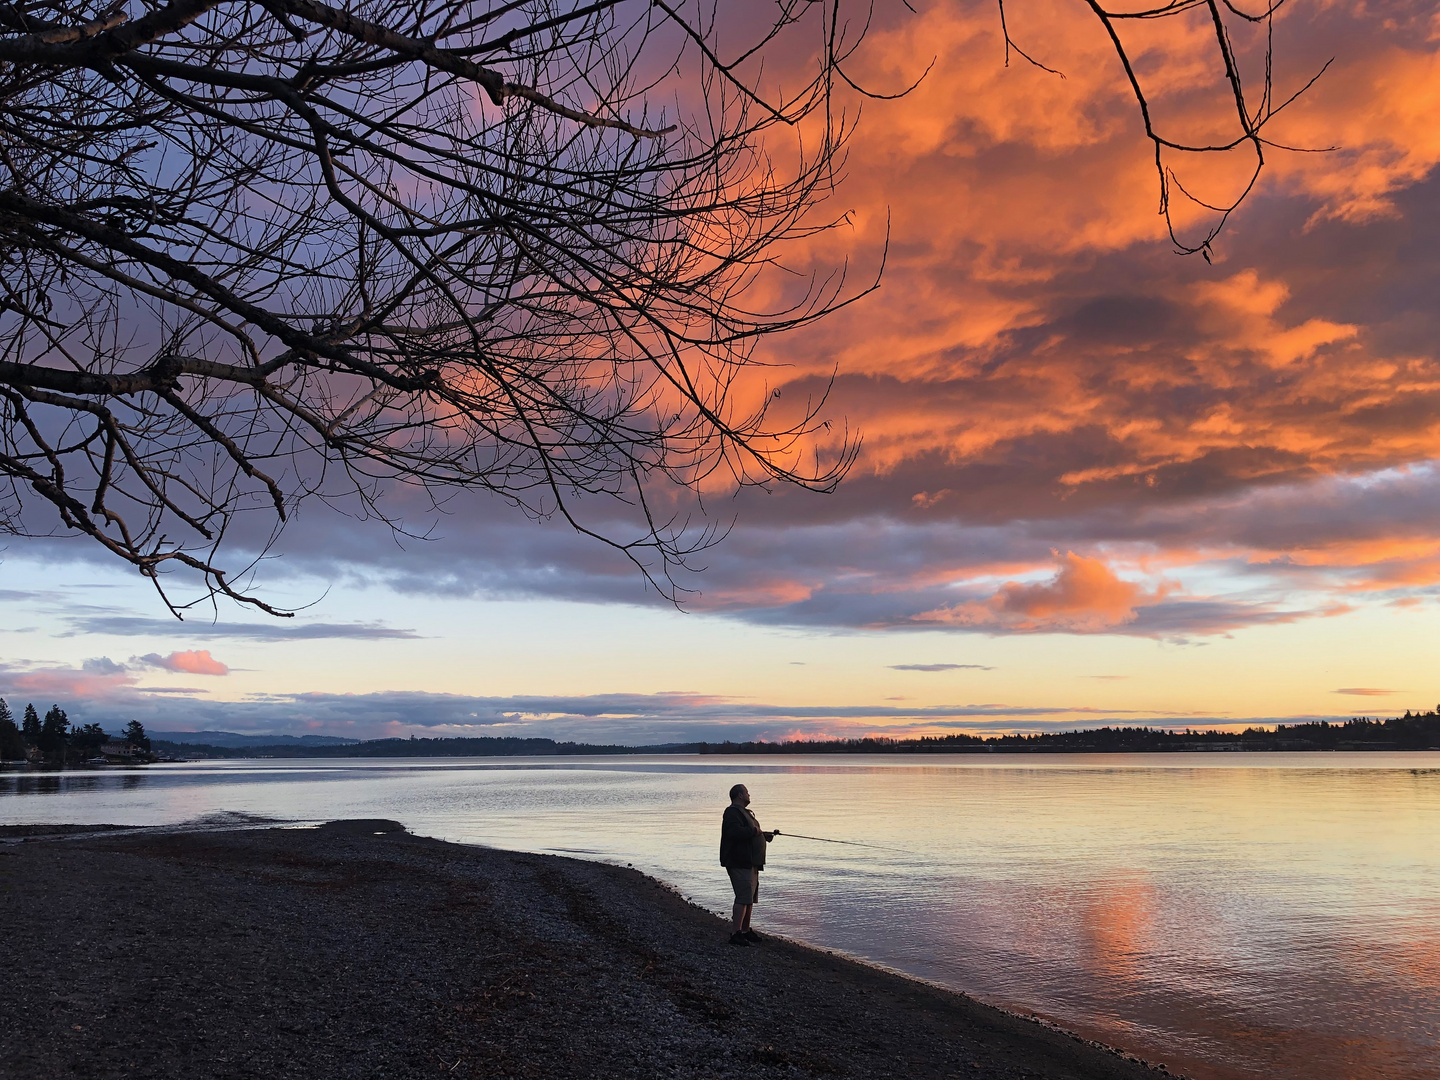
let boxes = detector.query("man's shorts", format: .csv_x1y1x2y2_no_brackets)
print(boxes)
727,866,759,904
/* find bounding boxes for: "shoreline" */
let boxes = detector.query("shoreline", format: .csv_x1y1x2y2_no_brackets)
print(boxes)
5,744,1438,774
0,820,1183,1080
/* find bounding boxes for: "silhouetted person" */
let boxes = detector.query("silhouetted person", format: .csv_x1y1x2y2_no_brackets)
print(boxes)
720,783,773,946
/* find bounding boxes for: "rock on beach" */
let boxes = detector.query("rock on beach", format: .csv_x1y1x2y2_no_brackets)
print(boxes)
0,821,1177,1079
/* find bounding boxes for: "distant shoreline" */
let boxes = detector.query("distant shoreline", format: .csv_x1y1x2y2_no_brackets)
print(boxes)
4,712,1437,767
113,712,1439,760
6,743,1439,770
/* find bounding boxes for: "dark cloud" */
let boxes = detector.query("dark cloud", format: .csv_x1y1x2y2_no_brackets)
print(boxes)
1332,688,1400,697
1122,600,1313,637
215,454,1440,643
64,615,421,641
888,663,995,672
34,454,1421,644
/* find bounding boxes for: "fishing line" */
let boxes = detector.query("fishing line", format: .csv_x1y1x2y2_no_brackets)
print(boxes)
773,829,919,856
775,829,870,847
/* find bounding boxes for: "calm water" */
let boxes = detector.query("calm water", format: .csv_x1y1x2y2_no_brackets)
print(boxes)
2,753,1437,1080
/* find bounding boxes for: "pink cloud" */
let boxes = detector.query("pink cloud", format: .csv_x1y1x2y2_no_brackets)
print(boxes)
4,667,136,698
139,650,230,676
0,658,223,703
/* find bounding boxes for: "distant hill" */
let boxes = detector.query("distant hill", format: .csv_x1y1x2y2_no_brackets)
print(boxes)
150,735,651,759
148,730,361,747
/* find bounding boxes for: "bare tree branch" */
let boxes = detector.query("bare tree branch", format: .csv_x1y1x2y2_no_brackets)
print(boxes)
0,0,1320,617
1000,0,1324,257
0,0,875,614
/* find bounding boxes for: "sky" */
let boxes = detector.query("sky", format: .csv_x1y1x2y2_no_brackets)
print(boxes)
3,0,1439,744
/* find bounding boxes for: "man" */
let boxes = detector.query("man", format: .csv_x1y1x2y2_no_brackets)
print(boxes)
719,783,774,946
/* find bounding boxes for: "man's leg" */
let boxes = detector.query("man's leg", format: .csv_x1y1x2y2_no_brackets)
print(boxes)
740,903,752,931
732,900,747,934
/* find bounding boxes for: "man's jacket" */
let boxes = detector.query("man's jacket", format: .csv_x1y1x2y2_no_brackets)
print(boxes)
720,804,767,869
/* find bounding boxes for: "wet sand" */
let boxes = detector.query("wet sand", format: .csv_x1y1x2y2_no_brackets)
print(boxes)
0,821,1181,1079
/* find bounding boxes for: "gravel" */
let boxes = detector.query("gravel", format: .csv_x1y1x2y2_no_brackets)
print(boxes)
0,820,1181,1080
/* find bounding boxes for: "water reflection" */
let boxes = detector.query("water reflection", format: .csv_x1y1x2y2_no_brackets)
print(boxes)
1082,875,1156,981
0,770,149,796
0,753,1436,1080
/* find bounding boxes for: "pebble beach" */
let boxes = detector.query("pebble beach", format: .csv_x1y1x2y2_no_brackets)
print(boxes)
0,820,1179,1079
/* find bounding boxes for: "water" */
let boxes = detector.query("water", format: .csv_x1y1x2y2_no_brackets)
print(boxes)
2,752,1437,1080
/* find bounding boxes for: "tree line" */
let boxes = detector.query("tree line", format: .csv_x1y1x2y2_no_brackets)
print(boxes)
15,707,1440,763
0,699,151,764
693,712,1440,755
145,711,1440,759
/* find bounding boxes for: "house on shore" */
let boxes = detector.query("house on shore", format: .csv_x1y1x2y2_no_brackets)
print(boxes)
100,741,146,764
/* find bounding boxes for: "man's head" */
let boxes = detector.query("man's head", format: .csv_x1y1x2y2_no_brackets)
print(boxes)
729,783,750,805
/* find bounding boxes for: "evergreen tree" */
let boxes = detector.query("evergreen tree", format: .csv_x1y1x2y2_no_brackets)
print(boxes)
21,703,40,745
0,699,23,761
122,720,151,753
70,723,108,760
38,705,70,763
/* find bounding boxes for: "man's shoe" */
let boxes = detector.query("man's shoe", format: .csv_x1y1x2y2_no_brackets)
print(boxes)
742,929,761,942
728,932,752,946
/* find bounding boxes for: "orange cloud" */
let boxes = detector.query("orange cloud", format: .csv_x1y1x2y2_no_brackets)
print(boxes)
994,552,1146,619
664,0,1440,638
749,0,1440,486
159,1,1440,641
1268,39,1440,224
911,552,1162,632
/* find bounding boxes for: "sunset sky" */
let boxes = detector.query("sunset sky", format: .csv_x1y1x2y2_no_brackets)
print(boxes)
3,0,1439,743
